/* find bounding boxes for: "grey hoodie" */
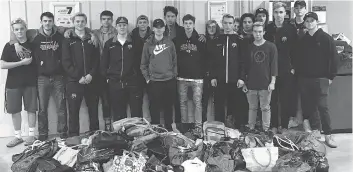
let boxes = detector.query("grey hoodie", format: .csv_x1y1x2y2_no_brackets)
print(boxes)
140,35,177,81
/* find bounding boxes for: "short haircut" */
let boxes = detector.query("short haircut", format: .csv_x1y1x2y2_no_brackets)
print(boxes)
234,17,241,23
163,6,178,16
40,12,54,21
222,14,235,22
182,14,195,23
71,12,87,22
240,13,255,29
11,18,27,30
252,22,265,31
273,2,287,11
100,10,113,19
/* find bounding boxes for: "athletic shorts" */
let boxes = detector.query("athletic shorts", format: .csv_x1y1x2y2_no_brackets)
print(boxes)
5,86,38,114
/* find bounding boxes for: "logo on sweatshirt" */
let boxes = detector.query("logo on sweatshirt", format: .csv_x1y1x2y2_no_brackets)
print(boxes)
153,44,169,55
180,43,197,53
40,41,59,51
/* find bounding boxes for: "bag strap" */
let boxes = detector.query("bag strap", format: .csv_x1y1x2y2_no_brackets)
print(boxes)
250,148,272,167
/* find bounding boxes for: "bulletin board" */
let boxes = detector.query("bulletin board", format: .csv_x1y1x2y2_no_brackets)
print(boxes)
208,1,227,27
49,2,81,27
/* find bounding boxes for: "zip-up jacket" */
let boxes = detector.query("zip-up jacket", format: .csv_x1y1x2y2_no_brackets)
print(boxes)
130,27,153,81
173,29,207,79
208,34,245,83
264,22,297,76
31,26,64,76
294,28,338,80
62,31,100,82
164,22,184,39
140,36,177,81
101,35,141,86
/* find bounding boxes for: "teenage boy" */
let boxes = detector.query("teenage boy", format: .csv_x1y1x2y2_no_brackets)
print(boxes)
290,0,309,130
294,12,338,148
101,17,143,122
30,12,68,141
255,8,269,31
209,14,247,126
173,14,207,124
141,19,177,131
130,15,154,86
1,18,37,147
62,13,100,137
238,13,255,42
243,22,278,132
264,2,297,133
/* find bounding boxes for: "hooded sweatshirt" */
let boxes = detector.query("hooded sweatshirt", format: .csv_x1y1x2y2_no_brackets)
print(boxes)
140,35,177,82
130,26,153,80
173,29,207,79
264,22,297,76
294,28,338,80
62,31,100,82
31,26,64,76
101,35,141,87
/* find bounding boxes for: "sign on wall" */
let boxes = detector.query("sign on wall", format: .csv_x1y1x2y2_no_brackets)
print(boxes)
49,2,80,27
208,1,227,27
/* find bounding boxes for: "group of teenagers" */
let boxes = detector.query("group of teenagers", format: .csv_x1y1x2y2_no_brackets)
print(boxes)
1,0,339,149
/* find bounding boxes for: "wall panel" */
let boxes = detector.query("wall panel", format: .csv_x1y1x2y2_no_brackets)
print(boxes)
9,0,26,21
89,1,106,29
26,1,42,29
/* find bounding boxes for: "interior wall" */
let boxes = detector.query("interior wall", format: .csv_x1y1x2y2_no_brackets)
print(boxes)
0,0,351,137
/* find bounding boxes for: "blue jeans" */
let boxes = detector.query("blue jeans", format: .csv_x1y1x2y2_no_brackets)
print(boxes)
37,75,67,137
246,90,272,131
178,80,203,123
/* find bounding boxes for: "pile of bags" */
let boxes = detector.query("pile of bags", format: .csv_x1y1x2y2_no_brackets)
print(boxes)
10,117,330,172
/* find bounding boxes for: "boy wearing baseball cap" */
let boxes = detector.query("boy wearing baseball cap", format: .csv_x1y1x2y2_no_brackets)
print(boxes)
255,8,269,30
140,19,178,131
294,12,339,148
101,16,144,122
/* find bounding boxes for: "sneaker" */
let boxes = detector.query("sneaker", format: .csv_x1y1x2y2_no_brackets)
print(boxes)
312,130,323,140
325,135,337,148
6,137,24,147
303,119,312,132
24,136,37,146
288,117,299,128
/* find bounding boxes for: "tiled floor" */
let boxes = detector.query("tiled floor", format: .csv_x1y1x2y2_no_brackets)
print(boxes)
0,133,352,171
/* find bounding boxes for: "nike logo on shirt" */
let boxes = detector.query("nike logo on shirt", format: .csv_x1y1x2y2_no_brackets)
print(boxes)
153,44,170,55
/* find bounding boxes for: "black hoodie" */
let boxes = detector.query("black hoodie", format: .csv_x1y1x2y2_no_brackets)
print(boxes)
130,27,153,80
62,31,100,82
264,22,297,76
173,29,207,79
294,28,338,80
32,26,64,76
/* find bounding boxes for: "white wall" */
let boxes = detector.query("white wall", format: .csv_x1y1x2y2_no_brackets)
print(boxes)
0,0,351,137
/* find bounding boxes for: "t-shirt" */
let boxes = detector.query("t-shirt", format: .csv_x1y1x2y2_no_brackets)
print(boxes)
246,41,278,90
1,42,37,89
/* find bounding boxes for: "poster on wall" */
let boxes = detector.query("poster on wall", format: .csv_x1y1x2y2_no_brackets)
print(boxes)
312,6,326,24
208,1,227,27
49,2,80,27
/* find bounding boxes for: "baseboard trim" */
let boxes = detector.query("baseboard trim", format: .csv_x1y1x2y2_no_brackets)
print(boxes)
331,128,352,134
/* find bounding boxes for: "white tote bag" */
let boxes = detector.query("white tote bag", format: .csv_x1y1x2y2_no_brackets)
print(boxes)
241,147,278,172
53,146,80,167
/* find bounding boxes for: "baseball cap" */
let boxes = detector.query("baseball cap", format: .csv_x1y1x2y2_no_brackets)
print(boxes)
116,17,128,25
137,15,149,22
153,19,165,28
294,1,307,7
255,8,268,16
303,12,318,21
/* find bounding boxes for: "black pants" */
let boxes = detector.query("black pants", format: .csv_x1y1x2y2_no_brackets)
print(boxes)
99,77,111,120
214,82,248,126
148,79,176,130
66,81,99,137
109,80,143,122
202,75,214,122
298,77,332,135
271,73,297,129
